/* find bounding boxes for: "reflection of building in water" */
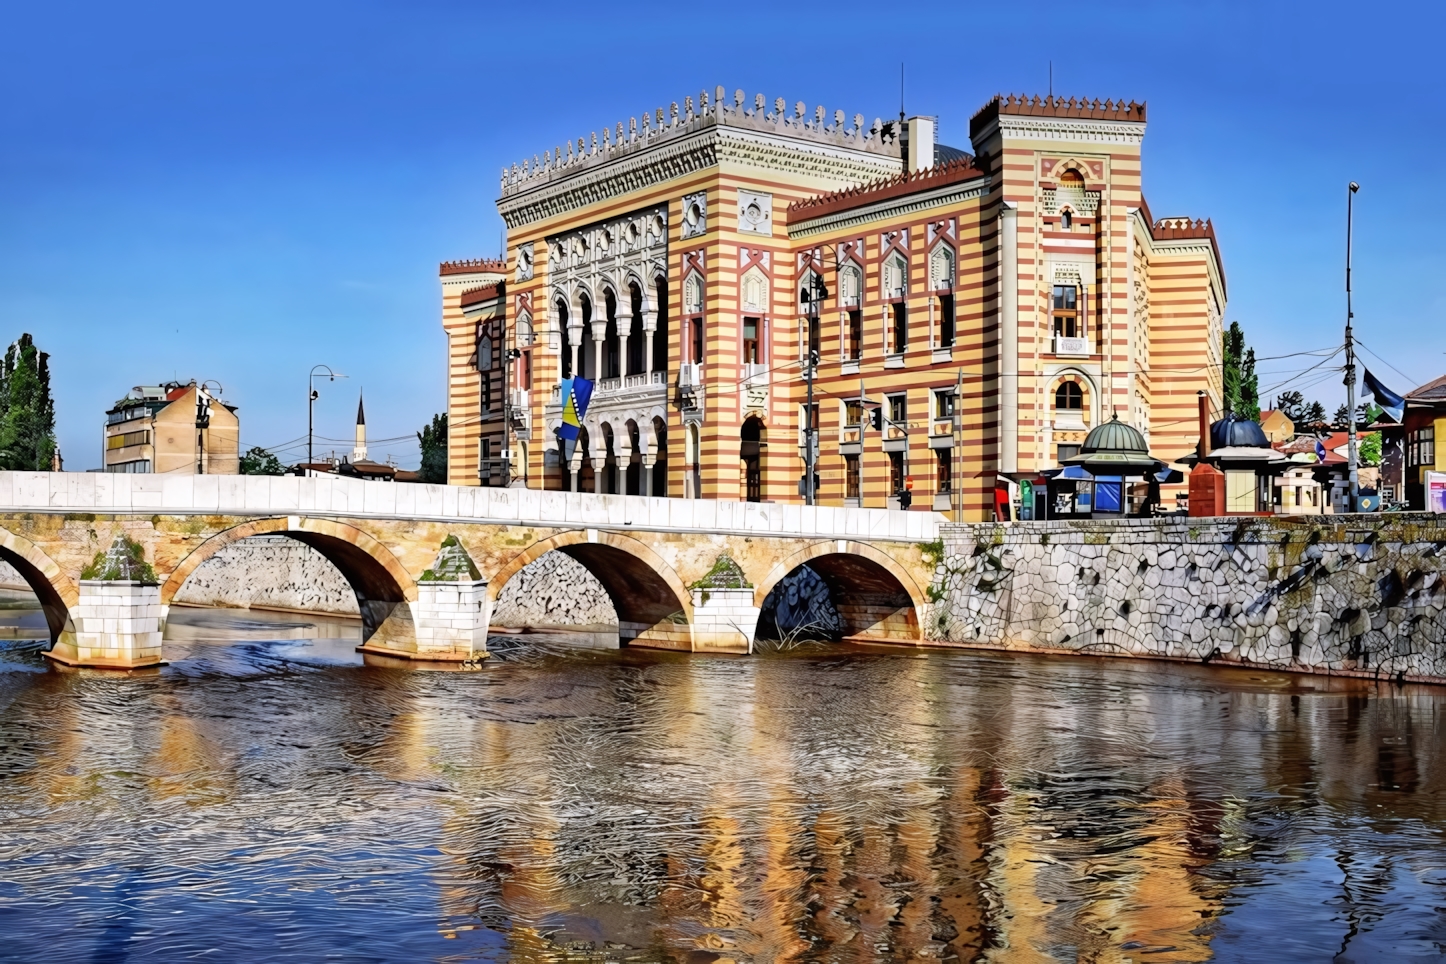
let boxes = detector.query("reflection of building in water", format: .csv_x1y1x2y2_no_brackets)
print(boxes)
397,655,1446,962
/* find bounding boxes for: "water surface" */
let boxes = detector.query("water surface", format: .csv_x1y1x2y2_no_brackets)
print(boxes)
2,607,1444,962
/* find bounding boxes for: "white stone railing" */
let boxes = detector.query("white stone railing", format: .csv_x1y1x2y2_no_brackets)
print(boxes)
0,472,942,542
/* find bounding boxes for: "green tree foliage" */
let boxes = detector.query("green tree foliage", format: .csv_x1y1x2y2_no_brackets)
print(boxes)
240,446,284,475
418,413,448,484
1332,404,1350,430
1300,401,1328,429
0,334,57,471
1221,322,1260,420
1359,431,1382,466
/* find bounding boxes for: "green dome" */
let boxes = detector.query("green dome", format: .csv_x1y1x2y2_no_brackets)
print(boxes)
1079,414,1149,455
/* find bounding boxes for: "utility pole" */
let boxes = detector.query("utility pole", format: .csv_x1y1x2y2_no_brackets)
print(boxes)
1345,181,1360,512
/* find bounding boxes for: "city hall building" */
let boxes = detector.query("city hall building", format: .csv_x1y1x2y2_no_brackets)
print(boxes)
440,88,1226,521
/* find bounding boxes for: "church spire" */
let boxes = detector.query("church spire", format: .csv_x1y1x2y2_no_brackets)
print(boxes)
353,390,368,462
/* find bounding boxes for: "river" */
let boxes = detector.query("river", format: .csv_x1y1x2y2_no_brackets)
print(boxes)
1,605,1444,962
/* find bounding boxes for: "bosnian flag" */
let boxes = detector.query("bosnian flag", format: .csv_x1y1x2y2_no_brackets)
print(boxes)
1363,368,1405,424
557,377,593,441
1315,437,1327,462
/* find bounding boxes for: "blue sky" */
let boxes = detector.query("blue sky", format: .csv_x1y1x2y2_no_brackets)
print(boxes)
3,0,1444,468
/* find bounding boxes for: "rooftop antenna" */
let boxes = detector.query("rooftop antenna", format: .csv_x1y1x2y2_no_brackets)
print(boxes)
899,62,905,124
1049,61,1053,98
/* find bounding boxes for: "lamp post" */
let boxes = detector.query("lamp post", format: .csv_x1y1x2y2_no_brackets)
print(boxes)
308,365,347,473
1345,181,1360,512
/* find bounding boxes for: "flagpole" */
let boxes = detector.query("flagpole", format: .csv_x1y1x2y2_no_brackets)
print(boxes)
1345,181,1360,512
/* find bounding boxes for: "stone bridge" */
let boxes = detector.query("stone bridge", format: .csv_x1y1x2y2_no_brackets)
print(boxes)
0,472,940,669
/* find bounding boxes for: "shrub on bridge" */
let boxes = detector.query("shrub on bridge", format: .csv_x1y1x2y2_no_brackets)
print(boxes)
419,534,481,583
80,533,157,584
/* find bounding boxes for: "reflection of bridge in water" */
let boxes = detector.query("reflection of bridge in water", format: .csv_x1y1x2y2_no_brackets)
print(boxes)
0,472,938,669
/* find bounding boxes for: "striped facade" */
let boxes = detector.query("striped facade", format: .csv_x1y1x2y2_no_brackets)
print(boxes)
441,91,1226,520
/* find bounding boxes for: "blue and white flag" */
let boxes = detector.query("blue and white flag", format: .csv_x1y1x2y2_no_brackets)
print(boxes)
1363,368,1405,424
1315,437,1327,462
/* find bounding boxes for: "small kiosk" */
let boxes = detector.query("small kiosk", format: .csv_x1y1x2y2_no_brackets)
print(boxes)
1050,415,1170,518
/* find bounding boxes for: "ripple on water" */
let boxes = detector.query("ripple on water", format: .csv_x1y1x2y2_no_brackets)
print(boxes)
2,610,1446,961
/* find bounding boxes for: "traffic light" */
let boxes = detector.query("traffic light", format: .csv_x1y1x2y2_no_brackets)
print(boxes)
869,407,883,431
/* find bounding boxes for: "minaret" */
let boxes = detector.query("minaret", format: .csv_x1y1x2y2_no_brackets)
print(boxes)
353,392,368,462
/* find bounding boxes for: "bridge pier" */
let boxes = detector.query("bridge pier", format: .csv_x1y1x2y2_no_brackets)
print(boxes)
357,535,489,663
688,587,757,654
46,580,165,670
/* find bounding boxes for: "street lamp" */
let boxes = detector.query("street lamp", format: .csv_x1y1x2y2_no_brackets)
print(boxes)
1345,181,1360,512
308,364,347,472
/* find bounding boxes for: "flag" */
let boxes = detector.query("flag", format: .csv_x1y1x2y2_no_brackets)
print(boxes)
1315,437,1327,462
557,377,593,441
1363,368,1405,424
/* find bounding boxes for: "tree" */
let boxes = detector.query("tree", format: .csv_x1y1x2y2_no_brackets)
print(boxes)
1275,391,1305,422
418,413,447,484
0,334,57,471
1359,431,1382,466
1300,401,1328,429
240,446,284,475
1222,322,1259,418
1332,404,1351,431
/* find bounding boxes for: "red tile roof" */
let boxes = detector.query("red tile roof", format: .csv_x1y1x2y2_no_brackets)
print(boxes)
785,157,984,224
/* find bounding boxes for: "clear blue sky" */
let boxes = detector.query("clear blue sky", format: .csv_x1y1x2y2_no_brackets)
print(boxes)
3,0,1444,468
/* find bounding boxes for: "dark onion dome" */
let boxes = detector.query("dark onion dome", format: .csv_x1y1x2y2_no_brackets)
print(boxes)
1061,414,1163,473
1209,411,1270,450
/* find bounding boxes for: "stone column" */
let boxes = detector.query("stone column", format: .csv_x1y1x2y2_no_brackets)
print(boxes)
592,320,607,380
642,308,657,379
568,324,583,379
591,457,608,493
642,455,656,498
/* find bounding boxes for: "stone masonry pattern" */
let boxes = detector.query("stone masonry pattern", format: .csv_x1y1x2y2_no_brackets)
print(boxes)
933,517,1446,683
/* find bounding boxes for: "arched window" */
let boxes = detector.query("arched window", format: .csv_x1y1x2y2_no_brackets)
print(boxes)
838,264,862,307
515,310,534,347
652,275,668,373
554,298,571,378
1055,381,1083,411
839,264,863,361
741,268,767,311
883,255,908,299
883,254,908,353
1060,210,1073,230
684,274,703,314
800,270,822,361
683,273,704,365
929,246,954,290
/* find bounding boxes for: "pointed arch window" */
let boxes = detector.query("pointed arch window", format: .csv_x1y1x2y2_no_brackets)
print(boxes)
930,246,955,348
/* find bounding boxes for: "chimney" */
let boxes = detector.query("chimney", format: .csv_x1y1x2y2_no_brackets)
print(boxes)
905,116,935,172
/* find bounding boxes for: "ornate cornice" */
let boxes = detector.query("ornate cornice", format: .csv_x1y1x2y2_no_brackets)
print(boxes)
974,113,1145,147
790,178,989,238
498,127,902,230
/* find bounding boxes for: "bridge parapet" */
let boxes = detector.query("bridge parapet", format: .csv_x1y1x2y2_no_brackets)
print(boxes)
0,472,942,542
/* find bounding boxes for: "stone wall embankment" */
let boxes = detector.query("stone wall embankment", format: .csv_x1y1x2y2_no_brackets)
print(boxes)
932,516,1446,683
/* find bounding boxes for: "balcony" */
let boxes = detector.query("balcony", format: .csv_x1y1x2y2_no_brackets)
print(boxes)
594,370,667,398
1052,336,1090,357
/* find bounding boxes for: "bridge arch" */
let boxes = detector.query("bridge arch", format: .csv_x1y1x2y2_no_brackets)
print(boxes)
0,526,76,644
490,530,693,649
162,517,414,640
754,541,925,643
